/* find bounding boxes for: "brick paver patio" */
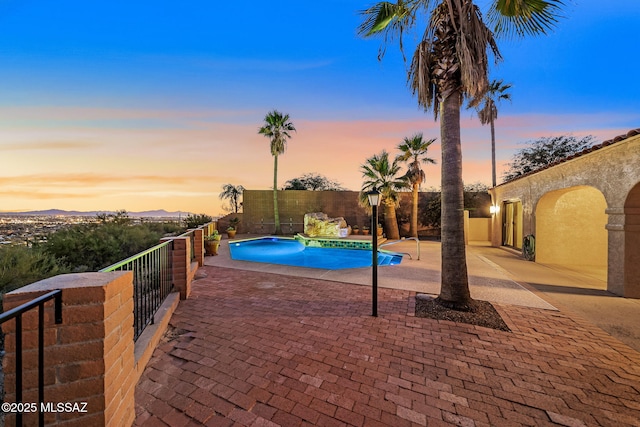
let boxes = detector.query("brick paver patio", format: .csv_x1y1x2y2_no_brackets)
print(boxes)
135,266,640,426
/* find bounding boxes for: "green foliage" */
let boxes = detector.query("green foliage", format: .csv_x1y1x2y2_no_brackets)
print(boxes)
464,182,491,217
503,135,598,182
184,213,213,229
258,110,296,157
43,220,185,272
0,245,69,295
283,173,346,191
417,185,490,228
227,217,240,230
359,150,409,209
205,230,221,241
419,193,442,228
96,209,132,225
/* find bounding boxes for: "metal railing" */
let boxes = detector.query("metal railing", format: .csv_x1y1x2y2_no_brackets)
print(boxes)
379,237,421,260
260,218,302,234
100,240,173,341
0,289,62,426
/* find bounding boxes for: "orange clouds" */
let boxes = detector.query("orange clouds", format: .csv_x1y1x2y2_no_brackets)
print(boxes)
0,106,636,215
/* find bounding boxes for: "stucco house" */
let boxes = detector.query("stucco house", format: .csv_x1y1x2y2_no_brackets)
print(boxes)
488,129,640,298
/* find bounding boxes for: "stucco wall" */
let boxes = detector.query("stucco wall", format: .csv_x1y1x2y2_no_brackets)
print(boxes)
488,130,640,296
468,218,491,241
536,186,608,267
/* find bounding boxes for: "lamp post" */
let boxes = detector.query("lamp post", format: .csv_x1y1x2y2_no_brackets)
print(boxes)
367,188,381,317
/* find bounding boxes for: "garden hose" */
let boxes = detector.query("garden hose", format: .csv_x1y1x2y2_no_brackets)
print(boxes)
522,234,535,261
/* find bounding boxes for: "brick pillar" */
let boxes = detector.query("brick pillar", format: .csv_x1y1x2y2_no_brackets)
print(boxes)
193,228,204,267
161,236,190,300
2,271,136,427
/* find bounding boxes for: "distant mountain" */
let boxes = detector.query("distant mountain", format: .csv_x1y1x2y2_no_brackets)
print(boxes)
0,209,192,217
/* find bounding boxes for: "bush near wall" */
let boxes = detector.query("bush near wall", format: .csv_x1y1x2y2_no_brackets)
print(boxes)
0,245,69,296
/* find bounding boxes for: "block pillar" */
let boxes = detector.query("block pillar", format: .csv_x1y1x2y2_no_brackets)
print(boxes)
605,207,625,296
193,228,204,267
2,271,136,427
161,236,191,300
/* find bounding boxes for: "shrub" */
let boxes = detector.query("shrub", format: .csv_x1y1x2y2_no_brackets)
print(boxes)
43,221,185,271
0,245,69,295
184,213,213,229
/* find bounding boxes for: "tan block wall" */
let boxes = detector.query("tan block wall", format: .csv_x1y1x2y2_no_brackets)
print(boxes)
2,272,136,427
468,218,492,241
242,190,368,234
242,190,489,236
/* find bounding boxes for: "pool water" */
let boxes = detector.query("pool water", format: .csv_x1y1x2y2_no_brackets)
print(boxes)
229,237,402,270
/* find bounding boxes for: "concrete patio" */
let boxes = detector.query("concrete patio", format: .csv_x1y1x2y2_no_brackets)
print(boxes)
134,238,640,426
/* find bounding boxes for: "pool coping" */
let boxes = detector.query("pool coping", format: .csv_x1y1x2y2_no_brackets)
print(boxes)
205,235,556,310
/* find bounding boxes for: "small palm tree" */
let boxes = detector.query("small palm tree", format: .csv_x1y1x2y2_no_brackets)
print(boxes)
219,184,245,213
471,79,512,187
258,110,296,234
359,151,409,240
396,133,436,237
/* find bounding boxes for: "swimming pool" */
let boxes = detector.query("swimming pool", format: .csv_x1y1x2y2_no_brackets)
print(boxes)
228,237,402,270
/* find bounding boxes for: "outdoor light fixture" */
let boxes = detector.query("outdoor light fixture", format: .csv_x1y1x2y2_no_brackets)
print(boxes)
490,205,500,215
367,188,381,208
367,188,381,317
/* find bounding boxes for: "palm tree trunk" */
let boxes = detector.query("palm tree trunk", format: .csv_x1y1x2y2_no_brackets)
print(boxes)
383,202,400,240
490,117,496,187
410,183,419,237
273,154,281,234
438,91,471,308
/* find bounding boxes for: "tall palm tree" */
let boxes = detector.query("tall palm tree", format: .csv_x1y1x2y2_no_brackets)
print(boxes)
358,0,563,309
472,79,512,187
258,110,296,235
219,184,245,213
359,150,409,240
396,133,436,238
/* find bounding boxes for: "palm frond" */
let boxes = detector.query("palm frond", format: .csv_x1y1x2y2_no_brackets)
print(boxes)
468,78,512,123
258,110,296,156
358,1,424,61
359,150,408,207
488,0,565,38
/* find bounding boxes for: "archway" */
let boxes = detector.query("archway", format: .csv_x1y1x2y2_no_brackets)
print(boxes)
536,186,608,281
624,182,640,297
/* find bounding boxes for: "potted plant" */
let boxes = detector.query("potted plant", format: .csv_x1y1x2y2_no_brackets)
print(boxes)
362,225,370,235
377,223,384,237
204,231,221,256
226,217,240,238
352,225,360,235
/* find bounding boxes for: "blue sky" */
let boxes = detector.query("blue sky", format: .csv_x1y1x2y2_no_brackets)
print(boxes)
0,0,638,214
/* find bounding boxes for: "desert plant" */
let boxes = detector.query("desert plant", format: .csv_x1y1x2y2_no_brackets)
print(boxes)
0,244,69,295
184,213,213,229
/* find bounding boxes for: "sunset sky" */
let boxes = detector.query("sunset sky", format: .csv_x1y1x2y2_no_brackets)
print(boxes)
0,0,638,216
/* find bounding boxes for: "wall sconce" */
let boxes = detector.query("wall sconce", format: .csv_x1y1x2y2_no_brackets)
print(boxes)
490,205,500,215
